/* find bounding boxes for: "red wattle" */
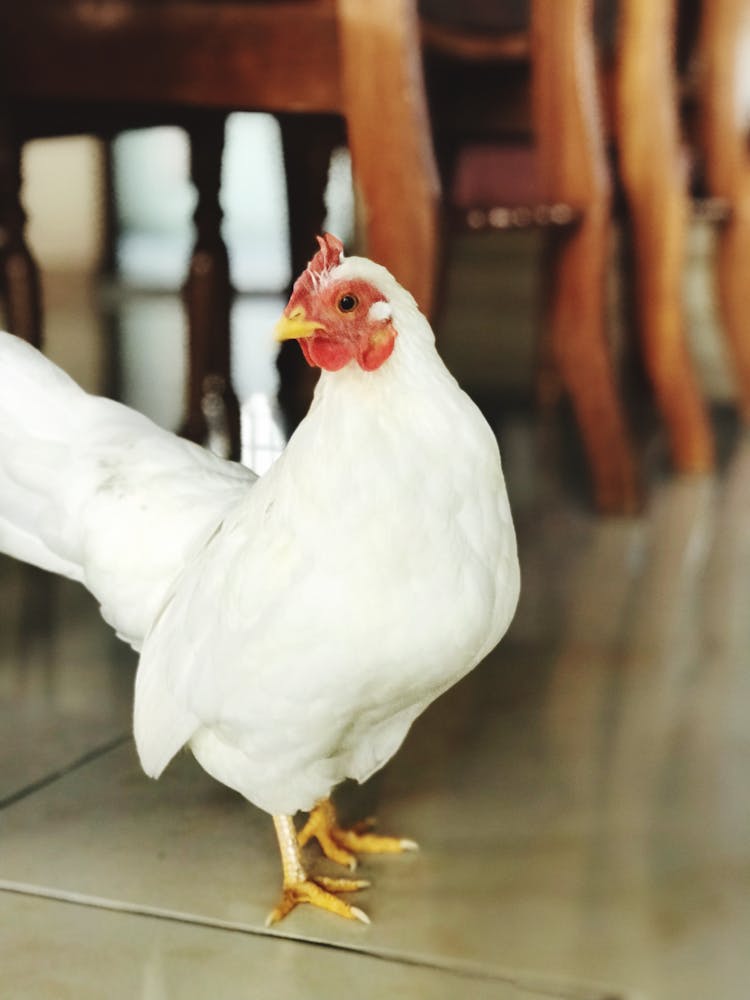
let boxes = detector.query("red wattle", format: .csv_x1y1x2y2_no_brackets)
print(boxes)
298,338,316,367
305,336,353,372
296,320,396,373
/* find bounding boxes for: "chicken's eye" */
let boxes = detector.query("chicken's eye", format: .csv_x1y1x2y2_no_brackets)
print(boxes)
337,293,358,313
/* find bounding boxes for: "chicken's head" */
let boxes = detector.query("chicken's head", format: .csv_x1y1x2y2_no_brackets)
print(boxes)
274,234,397,372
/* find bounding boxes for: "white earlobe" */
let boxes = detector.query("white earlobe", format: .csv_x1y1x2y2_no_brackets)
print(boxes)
368,300,392,323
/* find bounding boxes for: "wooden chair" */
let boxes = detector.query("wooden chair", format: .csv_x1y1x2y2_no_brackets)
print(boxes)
423,0,737,509
614,0,714,474
0,0,440,455
615,0,750,472
426,0,750,509
3,2,717,515
421,0,639,513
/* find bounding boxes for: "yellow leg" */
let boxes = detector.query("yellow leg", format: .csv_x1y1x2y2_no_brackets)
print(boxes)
297,798,418,870
266,815,370,926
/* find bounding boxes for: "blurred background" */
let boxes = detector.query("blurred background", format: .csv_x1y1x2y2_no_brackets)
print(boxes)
3,0,745,507
1,2,750,999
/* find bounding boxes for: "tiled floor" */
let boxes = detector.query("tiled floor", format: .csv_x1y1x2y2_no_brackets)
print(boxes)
1,269,749,999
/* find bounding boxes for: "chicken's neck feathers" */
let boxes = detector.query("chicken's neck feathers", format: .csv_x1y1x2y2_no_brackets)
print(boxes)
251,302,507,555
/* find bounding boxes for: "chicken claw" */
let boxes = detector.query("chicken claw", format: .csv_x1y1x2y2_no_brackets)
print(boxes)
266,876,370,926
269,814,369,925
298,798,418,869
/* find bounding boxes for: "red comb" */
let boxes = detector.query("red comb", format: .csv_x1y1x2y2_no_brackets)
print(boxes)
308,233,344,276
290,233,344,300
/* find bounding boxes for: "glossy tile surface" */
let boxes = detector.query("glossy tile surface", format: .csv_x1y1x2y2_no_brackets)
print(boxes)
3,252,750,998
0,560,133,803
2,436,750,998
0,891,552,1000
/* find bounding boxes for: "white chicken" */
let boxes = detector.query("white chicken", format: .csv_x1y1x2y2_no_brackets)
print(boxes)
0,234,519,923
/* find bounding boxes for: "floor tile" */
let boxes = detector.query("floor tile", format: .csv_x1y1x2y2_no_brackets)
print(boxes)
0,890,559,1000
3,458,749,997
3,267,750,999
0,560,133,803
0,676,621,1000
0,741,619,999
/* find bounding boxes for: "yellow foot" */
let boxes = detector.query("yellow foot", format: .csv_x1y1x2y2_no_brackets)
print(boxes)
298,798,418,870
265,875,370,926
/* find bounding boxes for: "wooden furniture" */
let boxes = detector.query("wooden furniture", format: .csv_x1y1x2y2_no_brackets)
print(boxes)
423,0,740,507
614,0,750,470
614,0,714,474
422,0,639,513
4,1,726,514
0,0,440,454
533,2,639,511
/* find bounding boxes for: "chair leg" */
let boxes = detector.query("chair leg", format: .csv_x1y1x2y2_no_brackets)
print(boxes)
699,0,750,422
0,112,42,346
182,113,240,459
549,212,641,513
337,0,441,318
616,0,714,472
531,0,639,513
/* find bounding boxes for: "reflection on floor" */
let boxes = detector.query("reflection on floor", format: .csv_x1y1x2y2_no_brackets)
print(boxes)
1,272,749,1000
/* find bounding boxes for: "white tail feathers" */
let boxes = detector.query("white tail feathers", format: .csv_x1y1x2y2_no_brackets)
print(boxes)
0,332,86,578
0,331,83,433
0,329,255,646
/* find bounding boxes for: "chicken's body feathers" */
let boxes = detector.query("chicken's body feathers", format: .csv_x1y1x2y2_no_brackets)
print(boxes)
0,249,519,821
135,266,518,814
0,332,254,646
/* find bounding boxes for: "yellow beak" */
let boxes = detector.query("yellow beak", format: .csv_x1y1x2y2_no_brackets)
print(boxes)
274,312,324,342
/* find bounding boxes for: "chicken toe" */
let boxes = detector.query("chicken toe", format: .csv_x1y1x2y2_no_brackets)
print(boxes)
298,798,418,867
265,877,370,926
270,814,369,925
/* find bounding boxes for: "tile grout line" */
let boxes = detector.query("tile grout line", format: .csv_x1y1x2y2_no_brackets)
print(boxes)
0,732,132,811
0,879,626,1000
